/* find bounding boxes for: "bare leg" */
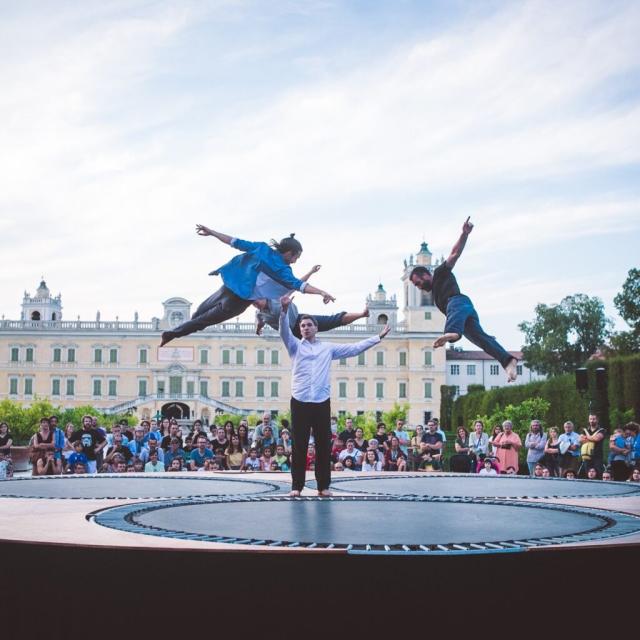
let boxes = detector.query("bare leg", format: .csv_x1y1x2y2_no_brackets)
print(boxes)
433,332,460,348
341,308,369,325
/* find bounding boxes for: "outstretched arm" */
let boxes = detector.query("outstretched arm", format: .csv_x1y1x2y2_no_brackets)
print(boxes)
300,265,321,283
445,217,473,269
279,295,299,357
196,224,233,246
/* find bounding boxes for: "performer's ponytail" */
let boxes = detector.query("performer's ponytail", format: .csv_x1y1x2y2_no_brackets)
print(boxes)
271,233,303,255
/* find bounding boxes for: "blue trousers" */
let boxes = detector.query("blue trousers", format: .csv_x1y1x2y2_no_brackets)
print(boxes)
445,295,513,368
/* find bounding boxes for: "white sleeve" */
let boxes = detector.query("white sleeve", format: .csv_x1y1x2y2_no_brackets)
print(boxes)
331,335,380,360
279,309,299,357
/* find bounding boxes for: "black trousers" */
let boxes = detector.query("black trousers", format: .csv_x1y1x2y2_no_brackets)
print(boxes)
171,285,251,338
290,397,331,492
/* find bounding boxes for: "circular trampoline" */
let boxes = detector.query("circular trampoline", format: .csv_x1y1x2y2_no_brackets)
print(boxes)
92,496,640,554
0,475,285,500
317,474,640,499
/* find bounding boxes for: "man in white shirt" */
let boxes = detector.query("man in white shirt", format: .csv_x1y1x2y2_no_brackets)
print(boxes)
279,295,390,497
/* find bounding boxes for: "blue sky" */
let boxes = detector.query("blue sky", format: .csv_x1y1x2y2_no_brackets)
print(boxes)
1,0,639,348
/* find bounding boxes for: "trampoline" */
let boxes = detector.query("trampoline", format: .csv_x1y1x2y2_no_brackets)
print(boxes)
316,474,640,499
0,475,286,500
92,495,640,554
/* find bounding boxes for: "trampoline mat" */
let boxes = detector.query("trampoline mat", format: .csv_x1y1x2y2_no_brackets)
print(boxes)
0,476,282,499
93,496,640,552
322,475,640,498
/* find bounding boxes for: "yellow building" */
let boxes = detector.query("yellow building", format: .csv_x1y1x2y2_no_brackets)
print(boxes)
1,245,445,425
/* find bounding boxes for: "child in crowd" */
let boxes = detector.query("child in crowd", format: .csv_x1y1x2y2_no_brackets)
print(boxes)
243,448,261,471
479,458,498,476
67,440,89,474
273,444,290,472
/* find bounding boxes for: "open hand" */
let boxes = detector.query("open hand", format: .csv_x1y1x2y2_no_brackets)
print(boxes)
379,324,391,339
322,292,336,304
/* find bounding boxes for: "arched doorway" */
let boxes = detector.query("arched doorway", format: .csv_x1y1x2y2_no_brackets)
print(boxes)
161,402,190,420
31,311,41,320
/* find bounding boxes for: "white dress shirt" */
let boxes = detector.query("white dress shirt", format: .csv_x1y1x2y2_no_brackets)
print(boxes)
280,310,380,403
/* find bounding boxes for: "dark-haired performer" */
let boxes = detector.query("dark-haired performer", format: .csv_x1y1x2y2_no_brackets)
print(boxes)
409,218,518,382
160,225,335,346
279,295,390,497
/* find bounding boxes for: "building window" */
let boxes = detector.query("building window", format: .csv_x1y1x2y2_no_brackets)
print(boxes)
52,379,61,396
271,350,279,365
25,347,34,362
235,381,244,397
257,350,265,365
67,348,76,363
199,349,208,365
450,364,460,375
139,349,148,364
399,382,407,398
424,311,432,320
9,378,18,395
490,364,500,375
236,350,244,365
357,382,365,398
93,379,102,397
256,381,265,398
338,382,347,398
424,351,432,366
138,379,148,397
357,353,365,366
376,352,384,366
93,348,102,363
66,379,75,396
109,348,118,364
221,381,230,397
53,348,61,363
467,364,476,376
222,350,230,365
517,365,523,376
10,347,19,362
270,381,279,397
376,382,384,399
24,378,33,396
424,382,432,398
339,358,347,366
453,385,460,396
399,352,407,367
186,381,195,396
199,380,208,397
108,380,117,397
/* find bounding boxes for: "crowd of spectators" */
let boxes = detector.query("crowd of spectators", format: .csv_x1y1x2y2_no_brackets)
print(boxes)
1,413,639,482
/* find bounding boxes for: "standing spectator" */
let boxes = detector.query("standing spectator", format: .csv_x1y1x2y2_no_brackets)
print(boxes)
493,420,522,473
252,412,279,445
608,427,631,481
630,422,640,469
353,428,367,454
164,438,187,471
31,417,56,475
394,419,411,456
409,425,424,471
375,423,389,451
225,434,246,470
385,436,407,471
420,421,444,470
254,425,277,453
543,427,561,477
190,419,208,443
49,415,66,465
558,421,581,477
488,424,503,457
362,449,384,472
338,418,357,447
160,422,181,450
0,422,13,456
61,423,76,467
106,423,129,447
579,413,605,476
210,427,229,458
190,435,213,470
525,420,547,476
452,426,473,473
469,420,489,464
144,450,165,473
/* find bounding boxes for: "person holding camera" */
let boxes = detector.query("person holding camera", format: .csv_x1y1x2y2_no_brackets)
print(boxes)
492,420,522,473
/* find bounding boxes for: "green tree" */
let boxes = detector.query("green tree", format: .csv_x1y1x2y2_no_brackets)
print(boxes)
519,294,612,375
610,267,640,354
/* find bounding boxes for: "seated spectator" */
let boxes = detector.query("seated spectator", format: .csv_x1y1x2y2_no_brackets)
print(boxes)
333,461,344,471
168,457,184,472
237,421,251,449
225,434,247,470
104,433,133,466
586,466,599,480
255,425,277,453
99,462,111,473
260,445,275,471
366,439,384,465
479,458,498,476
353,428,367,453
114,459,128,474
362,449,384,472
602,468,612,481
73,462,88,474
331,437,345,464
342,456,356,471
0,421,13,457
210,427,229,458
190,436,214,471
385,436,407,472
106,423,129,447
279,428,293,455
451,426,474,473
252,412,279,445
67,441,89,474
542,466,551,478
142,419,162,445
339,440,363,469
36,449,62,476
533,463,545,478
0,451,13,480
273,444,290,472
478,456,501,474
375,422,389,451
183,435,194,454
127,427,147,459
504,465,517,475
164,437,187,471
161,422,182,450
420,422,444,470
140,437,165,465
628,468,640,483
305,443,317,471
270,461,281,471
204,458,222,471
563,469,576,479
242,448,261,471
145,450,165,473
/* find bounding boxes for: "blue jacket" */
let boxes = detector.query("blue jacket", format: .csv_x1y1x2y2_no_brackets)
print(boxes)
211,238,307,300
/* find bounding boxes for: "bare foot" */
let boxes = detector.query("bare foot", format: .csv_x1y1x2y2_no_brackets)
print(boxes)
363,307,370,318
433,333,459,348
160,331,176,347
505,358,518,382
255,316,265,336
317,490,333,497
289,490,301,497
